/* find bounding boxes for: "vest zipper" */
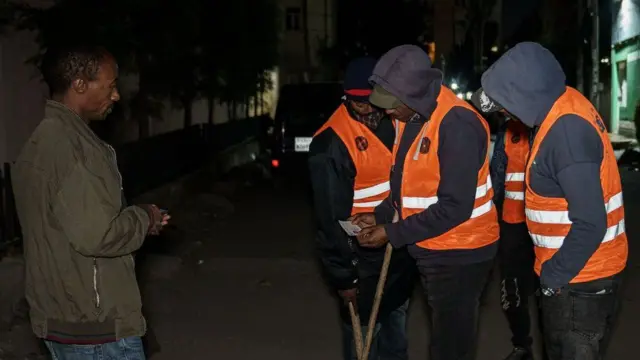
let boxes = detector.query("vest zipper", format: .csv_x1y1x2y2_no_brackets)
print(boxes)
524,126,539,182
104,143,123,190
93,258,101,309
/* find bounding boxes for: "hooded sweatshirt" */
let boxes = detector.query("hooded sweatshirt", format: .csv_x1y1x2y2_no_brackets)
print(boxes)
371,45,497,265
482,42,607,289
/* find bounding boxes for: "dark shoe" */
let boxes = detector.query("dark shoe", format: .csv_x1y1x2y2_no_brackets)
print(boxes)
503,347,533,360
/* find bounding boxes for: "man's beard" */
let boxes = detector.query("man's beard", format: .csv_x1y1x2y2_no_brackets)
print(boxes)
346,102,385,130
94,106,113,121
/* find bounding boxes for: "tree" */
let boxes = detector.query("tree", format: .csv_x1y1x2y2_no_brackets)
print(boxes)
320,0,428,75
211,0,279,120
443,0,498,89
7,0,280,140
538,0,583,87
464,0,498,73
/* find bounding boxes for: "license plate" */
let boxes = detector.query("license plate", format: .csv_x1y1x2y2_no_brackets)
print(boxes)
294,137,312,152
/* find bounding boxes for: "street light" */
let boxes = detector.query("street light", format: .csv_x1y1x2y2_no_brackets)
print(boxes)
451,82,459,90
490,45,499,53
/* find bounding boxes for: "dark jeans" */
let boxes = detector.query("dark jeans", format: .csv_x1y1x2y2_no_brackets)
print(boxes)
342,300,409,360
498,221,536,348
44,337,145,360
540,274,621,360
418,259,494,360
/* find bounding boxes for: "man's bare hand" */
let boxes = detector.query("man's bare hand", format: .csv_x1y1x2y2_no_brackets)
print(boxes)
356,225,389,248
142,205,170,236
338,287,359,313
349,213,376,228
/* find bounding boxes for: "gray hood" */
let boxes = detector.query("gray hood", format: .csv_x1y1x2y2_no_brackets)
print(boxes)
481,42,566,127
369,45,443,119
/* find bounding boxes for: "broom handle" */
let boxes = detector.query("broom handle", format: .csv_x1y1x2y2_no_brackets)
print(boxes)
348,302,364,360
361,243,393,359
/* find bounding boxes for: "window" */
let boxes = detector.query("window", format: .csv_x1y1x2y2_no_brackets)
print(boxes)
617,60,627,109
286,7,301,31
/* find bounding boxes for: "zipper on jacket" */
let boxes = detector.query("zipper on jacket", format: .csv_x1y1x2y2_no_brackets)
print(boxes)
93,258,101,308
105,143,123,190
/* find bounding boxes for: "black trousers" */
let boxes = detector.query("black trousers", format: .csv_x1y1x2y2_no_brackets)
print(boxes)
417,259,494,360
540,274,621,360
498,221,536,348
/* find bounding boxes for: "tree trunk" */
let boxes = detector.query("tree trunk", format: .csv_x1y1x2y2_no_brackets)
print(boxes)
260,91,264,115
183,97,193,128
254,94,259,116
245,97,250,119
131,84,151,140
302,0,311,80
207,96,215,125
207,96,215,145
576,0,585,93
138,115,150,139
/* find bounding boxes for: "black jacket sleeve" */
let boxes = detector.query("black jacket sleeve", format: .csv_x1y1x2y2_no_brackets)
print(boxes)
374,196,396,224
385,107,487,247
308,128,359,290
538,114,607,289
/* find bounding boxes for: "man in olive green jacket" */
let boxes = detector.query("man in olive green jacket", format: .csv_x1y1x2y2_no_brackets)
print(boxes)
12,46,168,359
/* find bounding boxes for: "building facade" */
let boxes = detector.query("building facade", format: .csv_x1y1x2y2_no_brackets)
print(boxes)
277,0,337,85
611,0,640,137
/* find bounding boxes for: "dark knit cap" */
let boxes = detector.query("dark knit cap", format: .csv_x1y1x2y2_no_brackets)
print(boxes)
343,57,377,103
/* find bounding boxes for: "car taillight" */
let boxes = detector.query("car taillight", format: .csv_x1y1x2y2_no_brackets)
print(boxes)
271,159,280,168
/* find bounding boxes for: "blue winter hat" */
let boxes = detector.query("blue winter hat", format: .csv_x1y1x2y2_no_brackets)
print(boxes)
343,57,378,103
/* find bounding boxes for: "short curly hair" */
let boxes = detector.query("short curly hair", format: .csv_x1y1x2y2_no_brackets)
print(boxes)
40,45,112,95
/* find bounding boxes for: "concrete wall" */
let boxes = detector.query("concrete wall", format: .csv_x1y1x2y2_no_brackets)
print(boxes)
0,29,277,163
112,72,277,143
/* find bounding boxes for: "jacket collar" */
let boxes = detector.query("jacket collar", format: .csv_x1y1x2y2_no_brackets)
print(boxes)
45,100,98,139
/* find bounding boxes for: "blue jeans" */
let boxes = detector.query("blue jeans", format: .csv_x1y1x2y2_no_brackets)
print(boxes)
44,337,145,360
342,300,409,360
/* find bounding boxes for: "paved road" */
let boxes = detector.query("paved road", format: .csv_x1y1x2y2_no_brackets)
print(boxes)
140,165,640,360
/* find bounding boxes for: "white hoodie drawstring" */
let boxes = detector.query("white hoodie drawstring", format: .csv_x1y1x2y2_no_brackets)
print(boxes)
413,125,428,160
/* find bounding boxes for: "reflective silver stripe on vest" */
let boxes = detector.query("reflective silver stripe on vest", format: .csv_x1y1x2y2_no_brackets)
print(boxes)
402,175,493,218
526,192,625,248
505,172,525,200
353,181,390,200
505,191,524,200
505,172,525,182
352,200,384,208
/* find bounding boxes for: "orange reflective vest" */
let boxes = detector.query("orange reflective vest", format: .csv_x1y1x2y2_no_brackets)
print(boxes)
525,87,628,282
393,86,499,250
315,104,392,215
502,121,529,224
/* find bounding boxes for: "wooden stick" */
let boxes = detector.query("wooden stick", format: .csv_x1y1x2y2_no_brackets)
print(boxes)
361,243,393,360
348,302,364,360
